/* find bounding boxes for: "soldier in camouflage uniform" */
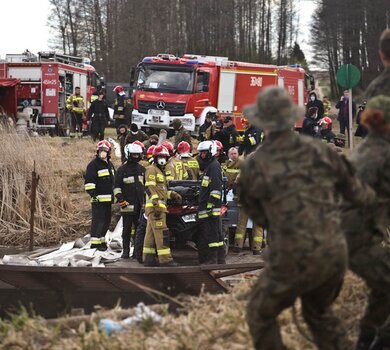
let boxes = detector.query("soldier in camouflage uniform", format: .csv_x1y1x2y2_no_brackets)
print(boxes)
238,86,375,350
345,95,390,350
172,118,193,152
364,29,390,99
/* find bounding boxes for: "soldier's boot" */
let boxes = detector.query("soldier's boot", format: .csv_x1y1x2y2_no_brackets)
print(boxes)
369,336,389,350
356,330,376,350
144,254,159,267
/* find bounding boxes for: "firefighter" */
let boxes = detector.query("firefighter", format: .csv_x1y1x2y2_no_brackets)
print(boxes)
113,85,129,128
162,141,189,181
215,140,228,164
114,143,145,259
143,145,182,267
87,91,110,141
239,122,264,156
84,140,115,251
177,141,200,179
222,147,242,189
233,171,264,256
197,140,225,265
66,86,85,137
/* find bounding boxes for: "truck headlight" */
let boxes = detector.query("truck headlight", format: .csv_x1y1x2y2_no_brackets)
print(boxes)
182,213,197,223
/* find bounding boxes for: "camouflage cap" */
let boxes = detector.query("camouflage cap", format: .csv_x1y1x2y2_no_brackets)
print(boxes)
172,118,182,127
335,133,347,141
244,86,304,131
366,95,390,123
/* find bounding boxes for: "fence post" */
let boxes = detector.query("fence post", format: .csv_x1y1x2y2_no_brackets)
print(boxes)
29,161,39,251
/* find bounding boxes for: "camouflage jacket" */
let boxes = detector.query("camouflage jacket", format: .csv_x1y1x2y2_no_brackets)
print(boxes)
345,133,390,248
364,67,390,99
238,131,374,273
174,126,192,151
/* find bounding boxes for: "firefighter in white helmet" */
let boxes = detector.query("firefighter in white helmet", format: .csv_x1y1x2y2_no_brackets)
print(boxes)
84,140,115,251
197,140,225,264
114,142,145,259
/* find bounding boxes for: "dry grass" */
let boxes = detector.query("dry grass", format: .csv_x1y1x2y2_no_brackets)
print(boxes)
0,130,100,246
0,272,367,350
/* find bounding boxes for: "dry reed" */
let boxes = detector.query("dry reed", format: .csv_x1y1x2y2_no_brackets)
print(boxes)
0,272,367,349
0,130,97,246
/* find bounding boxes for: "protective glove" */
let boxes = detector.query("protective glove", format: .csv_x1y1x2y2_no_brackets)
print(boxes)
170,191,182,205
153,204,164,217
118,200,129,209
91,196,99,203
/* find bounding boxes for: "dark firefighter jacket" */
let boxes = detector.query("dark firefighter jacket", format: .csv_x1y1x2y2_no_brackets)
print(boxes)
239,125,264,155
87,100,110,123
198,159,223,219
114,95,128,119
113,161,145,215
84,157,115,203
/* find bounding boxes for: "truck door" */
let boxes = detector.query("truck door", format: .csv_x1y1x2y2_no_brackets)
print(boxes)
193,70,211,117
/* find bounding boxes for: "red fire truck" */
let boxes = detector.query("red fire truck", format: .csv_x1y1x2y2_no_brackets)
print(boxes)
0,51,102,135
131,54,314,132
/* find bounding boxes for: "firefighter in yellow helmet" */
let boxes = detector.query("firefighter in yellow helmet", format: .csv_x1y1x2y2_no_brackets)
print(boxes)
143,145,182,266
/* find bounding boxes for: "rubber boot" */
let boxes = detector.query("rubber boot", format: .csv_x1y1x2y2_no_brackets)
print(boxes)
232,247,241,254
160,260,179,267
217,247,226,264
121,236,130,259
144,254,159,267
200,250,218,265
252,250,262,256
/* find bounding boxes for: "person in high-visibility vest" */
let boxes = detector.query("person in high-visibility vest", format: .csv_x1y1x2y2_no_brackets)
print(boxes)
66,86,85,137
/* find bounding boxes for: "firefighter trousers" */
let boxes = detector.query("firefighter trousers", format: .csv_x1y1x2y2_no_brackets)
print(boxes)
122,214,139,253
198,217,224,264
234,208,263,251
70,112,83,135
90,202,111,248
143,212,173,265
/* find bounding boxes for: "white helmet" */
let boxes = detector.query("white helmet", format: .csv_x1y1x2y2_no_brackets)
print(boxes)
124,143,143,159
197,140,217,157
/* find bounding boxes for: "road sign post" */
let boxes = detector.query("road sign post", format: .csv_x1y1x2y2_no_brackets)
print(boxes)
336,64,361,150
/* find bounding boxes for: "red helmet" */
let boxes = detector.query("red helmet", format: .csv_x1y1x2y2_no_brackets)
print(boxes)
162,141,174,156
96,140,111,152
177,141,191,155
215,140,223,151
153,145,170,157
113,85,124,93
147,145,156,159
320,117,333,130
133,140,145,150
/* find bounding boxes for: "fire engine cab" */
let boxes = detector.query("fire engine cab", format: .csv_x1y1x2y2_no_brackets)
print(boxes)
0,51,102,135
131,54,314,132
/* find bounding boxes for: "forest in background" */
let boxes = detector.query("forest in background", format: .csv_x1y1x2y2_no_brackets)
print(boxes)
48,0,389,98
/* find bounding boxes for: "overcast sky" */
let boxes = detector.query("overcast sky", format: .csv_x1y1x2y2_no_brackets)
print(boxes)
0,0,316,63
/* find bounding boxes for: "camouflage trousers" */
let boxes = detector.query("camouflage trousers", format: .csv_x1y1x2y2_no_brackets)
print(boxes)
246,258,351,350
143,212,173,265
348,237,390,346
234,208,263,251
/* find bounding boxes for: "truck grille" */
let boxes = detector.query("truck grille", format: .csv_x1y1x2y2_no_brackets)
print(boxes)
138,100,186,116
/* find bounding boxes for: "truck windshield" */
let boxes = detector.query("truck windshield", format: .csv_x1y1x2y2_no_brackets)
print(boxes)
137,64,194,94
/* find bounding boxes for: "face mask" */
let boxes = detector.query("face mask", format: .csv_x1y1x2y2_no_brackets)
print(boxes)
131,131,138,135
344,96,349,101
310,96,315,102
157,158,166,166
99,151,108,159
